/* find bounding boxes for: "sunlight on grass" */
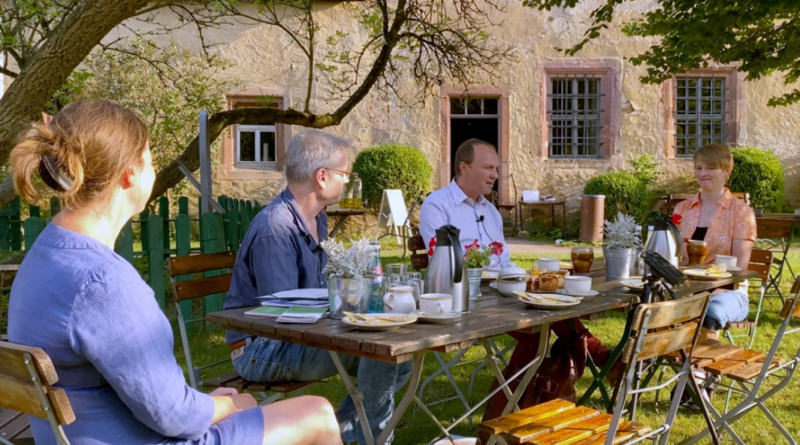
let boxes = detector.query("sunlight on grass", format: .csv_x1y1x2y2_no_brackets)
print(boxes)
173,252,800,445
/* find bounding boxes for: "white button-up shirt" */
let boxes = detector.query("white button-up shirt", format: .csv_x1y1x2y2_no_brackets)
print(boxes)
419,180,512,270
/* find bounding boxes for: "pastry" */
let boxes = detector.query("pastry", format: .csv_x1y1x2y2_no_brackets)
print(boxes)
539,274,559,292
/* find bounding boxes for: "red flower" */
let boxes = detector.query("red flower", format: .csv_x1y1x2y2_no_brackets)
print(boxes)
672,214,683,226
490,241,504,256
465,239,480,251
427,237,437,256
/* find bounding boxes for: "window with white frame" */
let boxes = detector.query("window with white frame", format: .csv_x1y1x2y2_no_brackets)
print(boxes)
236,125,277,164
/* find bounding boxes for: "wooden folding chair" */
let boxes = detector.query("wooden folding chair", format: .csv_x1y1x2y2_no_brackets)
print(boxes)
407,234,429,271
0,341,75,445
722,248,773,349
660,192,750,215
166,252,313,403
683,276,800,445
755,218,795,302
478,292,711,445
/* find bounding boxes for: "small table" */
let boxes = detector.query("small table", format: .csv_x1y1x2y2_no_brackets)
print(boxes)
326,207,365,238
517,200,567,234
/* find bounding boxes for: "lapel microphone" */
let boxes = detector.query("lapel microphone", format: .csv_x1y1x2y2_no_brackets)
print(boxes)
476,215,485,223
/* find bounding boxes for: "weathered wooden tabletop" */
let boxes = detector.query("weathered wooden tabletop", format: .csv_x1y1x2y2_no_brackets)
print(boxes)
207,259,756,364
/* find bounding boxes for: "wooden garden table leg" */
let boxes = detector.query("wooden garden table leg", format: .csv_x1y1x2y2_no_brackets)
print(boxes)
329,215,349,238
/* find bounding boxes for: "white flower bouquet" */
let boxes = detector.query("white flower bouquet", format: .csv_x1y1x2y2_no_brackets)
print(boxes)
321,238,374,279
604,212,639,249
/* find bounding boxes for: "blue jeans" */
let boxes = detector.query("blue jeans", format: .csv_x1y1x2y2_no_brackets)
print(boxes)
704,289,750,330
232,337,412,445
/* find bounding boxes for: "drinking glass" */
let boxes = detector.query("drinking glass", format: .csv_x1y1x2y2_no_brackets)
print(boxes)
571,247,594,276
687,240,709,267
385,264,408,277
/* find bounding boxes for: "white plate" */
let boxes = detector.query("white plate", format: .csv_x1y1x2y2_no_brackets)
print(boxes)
620,278,645,290
728,267,742,272
683,268,733,280
518,295,581,310
557,289,599,297
489,282,497,289
341,313,417,331
416,311,463,324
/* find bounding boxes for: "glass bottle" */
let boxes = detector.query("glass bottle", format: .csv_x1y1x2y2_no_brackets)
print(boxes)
631,225,645,276
350,173,362,209
367,240,385,313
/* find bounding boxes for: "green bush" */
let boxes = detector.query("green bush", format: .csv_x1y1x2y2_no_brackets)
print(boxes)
728,147,785,213
583,171,652,225
353,144,433,210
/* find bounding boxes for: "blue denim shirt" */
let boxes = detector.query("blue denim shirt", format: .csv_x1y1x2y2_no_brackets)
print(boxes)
224,188,328,343
6,224,266,445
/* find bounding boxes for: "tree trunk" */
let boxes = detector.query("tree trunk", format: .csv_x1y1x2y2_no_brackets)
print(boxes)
0,0,158,170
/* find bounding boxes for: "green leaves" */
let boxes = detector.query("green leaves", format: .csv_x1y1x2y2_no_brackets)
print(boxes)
352,144,433,210
728,147,786,213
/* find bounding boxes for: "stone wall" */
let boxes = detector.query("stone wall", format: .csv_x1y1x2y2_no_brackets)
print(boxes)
125,1,800,209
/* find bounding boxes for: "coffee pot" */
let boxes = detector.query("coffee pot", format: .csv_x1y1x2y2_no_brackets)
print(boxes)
644,215,684,271
424,225,469,312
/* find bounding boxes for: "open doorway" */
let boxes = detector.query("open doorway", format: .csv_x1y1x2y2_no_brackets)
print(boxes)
450,97,500,201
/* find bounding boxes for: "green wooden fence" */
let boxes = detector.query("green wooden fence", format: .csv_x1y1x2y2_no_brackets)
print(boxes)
2,195,263,319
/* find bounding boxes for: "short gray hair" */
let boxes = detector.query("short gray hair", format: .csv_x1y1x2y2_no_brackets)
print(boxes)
284,130,354,183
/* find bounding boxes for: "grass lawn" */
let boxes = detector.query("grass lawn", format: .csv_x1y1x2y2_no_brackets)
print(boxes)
174,251,800,445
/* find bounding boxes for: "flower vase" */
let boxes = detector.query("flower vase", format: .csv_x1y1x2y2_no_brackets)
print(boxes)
328,276,369,319
467,268,483,300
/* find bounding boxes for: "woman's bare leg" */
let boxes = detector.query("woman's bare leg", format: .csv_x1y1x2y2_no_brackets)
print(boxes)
700,327,719,342
261,396,343,445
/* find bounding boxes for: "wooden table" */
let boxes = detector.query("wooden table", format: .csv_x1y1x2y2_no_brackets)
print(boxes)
326,207,366,238
207,261,756,445
517,200,566,234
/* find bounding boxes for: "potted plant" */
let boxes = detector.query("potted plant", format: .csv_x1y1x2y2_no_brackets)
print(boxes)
603,212,640,279
463,240,504,300
321,238,375,319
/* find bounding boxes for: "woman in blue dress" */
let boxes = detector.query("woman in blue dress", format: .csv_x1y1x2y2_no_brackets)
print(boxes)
7,99,342,445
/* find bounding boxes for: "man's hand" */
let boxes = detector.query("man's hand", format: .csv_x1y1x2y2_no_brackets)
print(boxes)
210,389,259,423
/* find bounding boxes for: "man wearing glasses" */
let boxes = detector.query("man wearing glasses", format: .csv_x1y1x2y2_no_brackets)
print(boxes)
223,130,411,444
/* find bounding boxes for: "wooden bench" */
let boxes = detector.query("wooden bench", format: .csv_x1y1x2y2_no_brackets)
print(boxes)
407,234,428,271
0,341,74,445
166,252,315,399
479,292,711,445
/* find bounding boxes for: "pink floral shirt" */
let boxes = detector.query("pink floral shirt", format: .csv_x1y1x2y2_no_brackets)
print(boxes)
673,188,757,265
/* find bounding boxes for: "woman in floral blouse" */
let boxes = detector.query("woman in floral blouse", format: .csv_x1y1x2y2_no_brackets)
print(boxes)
673,143,757,340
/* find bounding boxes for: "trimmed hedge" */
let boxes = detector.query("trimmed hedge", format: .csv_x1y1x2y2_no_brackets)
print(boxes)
353,144,433,210
583,171,651,224
729,147,785,213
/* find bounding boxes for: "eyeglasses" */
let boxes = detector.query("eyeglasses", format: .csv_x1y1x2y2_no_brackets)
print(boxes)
322,167,351,184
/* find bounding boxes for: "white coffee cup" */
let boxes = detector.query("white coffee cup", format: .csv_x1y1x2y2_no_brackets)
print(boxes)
564,276,592,295
538,258,561,272
715,255,738,269
419,293,453,317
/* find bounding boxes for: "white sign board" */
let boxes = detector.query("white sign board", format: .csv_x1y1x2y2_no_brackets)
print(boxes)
377,190,410,244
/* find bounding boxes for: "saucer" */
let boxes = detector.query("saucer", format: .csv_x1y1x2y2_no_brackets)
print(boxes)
727,267,742,272
416,311,462,324
557,289,599,297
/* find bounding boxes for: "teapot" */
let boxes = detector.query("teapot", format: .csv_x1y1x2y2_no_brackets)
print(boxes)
383,285,417,314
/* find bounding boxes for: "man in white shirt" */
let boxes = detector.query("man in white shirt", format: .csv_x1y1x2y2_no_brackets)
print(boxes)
419,138,512,269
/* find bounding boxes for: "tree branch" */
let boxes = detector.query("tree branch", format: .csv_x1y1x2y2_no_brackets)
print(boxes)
0,66,17,78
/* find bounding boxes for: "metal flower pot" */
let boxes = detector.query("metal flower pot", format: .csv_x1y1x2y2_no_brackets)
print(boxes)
604,246,633,279
467,268,483,300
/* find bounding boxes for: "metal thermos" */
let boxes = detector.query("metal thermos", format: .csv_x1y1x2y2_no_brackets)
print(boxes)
424,225,470,312
644,215,684,274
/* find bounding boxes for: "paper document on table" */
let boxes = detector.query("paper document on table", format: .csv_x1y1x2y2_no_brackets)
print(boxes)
260,299,329,308
256,288,328,301
276,306,330,324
